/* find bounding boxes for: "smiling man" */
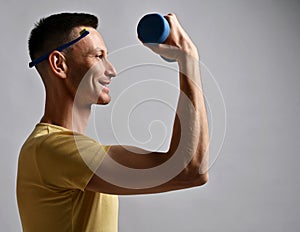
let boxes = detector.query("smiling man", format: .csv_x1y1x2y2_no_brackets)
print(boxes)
17,12,209,232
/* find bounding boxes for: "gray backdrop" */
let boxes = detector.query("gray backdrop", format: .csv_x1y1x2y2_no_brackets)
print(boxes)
1,0,300,231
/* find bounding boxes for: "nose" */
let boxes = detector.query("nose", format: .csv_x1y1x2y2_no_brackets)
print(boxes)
104,59,117,78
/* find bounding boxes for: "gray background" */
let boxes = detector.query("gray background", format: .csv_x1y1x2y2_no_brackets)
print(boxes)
1,0,300,231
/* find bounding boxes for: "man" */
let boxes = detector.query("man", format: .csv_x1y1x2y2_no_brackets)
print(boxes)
17,12,209,232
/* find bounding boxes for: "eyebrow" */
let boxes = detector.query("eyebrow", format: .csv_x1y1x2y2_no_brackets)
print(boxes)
84,47,108,56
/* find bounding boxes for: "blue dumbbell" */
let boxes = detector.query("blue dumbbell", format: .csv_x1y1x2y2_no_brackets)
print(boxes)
137,13,176,62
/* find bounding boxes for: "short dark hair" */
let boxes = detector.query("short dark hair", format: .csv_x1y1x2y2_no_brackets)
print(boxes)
28,12,98,60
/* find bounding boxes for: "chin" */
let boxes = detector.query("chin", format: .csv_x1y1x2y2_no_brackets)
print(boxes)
98,101,110,105
96,96,111,105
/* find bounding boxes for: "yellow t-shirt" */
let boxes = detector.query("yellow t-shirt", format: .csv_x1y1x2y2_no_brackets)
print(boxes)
17,123,118,232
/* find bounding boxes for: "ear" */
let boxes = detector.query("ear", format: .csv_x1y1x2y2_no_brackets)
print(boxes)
48,51,68,79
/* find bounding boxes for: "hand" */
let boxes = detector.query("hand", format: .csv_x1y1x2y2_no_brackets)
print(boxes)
143,13,199,62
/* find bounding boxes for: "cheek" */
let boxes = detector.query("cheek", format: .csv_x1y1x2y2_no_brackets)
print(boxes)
78,67,102,98
67,58,106,102
91,61,105,77
87,62,106,90
67,61,94,94
70,66,89,88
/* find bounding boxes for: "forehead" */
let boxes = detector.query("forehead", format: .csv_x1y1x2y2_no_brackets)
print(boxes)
72,27,107,55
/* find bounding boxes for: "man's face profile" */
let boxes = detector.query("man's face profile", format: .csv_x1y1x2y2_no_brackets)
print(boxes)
64,27,117,106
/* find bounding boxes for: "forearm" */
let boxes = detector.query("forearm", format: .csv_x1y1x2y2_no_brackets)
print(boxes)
168,51,209,181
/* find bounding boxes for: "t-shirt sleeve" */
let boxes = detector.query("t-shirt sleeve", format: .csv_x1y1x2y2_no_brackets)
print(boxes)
36,131,109,191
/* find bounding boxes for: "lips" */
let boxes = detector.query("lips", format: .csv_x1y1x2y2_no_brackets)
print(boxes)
98,80,110,93
99,80,110,86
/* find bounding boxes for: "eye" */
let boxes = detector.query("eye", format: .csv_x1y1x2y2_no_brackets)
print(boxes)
96,54,104,60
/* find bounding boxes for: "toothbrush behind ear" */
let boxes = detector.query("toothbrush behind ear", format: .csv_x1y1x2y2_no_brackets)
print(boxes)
29,28,90,68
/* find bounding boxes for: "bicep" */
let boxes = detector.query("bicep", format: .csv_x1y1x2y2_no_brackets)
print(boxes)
85,144,208,195
107,145,170,169
85,145,185,195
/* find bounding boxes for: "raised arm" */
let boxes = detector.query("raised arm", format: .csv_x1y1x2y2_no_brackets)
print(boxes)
86,13,209,195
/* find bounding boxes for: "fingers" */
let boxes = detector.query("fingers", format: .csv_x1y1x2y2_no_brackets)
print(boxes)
141,13,198,60
143,43,161,53
166,13,177,18
164,13,178,27
143,43,181,61
163,13,184,38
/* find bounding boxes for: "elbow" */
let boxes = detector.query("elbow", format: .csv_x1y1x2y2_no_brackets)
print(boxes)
196,172,209,186
188,172,209,188
178,166,209,188
189,168,209,187
197,164,209,186
187,158,209,187
189,172,208,188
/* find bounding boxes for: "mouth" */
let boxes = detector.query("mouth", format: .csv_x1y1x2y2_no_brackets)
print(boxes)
98,81,111,92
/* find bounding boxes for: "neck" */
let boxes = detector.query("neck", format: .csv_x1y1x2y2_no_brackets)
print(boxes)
40,89,91,134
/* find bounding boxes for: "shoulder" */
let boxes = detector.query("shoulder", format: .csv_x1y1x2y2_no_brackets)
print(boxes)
37,129,109,172
32,128,109,189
